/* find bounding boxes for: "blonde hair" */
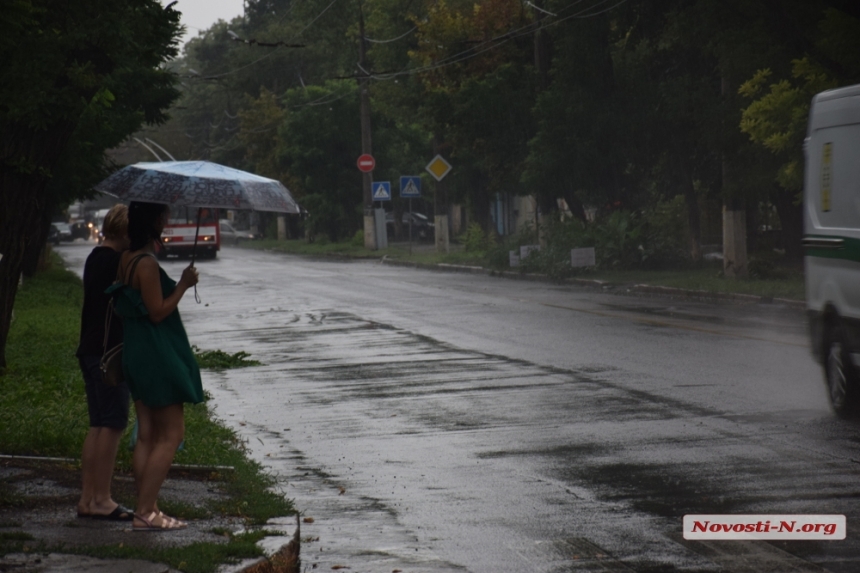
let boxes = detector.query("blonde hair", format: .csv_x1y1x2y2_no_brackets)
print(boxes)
102,204,128,242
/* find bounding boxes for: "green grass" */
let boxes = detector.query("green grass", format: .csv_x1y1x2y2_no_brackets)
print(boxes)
0,254,294,570
573,265,805,300
193,347,262,370
1,263,88,457
241,239,806,301
0,530,269,573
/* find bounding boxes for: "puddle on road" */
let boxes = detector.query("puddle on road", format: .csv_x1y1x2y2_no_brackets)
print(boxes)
599,303,726,325
571,462,741,518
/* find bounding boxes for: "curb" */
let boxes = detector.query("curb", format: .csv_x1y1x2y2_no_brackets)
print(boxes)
380,258,806,309
235,515,301,573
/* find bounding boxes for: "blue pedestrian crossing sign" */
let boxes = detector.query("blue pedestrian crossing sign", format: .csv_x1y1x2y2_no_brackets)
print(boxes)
399,176,421,198
372,181,391,201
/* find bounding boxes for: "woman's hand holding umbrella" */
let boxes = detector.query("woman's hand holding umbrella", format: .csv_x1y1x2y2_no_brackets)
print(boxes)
179,266,199,289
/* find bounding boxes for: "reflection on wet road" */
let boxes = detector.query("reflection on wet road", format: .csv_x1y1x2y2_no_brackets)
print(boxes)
59,243,860,572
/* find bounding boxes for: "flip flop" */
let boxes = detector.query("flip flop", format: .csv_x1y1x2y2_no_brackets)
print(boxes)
77,504,134,521
91,504,134,521
133,511,187,532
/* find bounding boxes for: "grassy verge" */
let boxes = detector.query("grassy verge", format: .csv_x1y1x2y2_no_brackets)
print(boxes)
575,265,805,300
0,254,294,571
241,239,806,301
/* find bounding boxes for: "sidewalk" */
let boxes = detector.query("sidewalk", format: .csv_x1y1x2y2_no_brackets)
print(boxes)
0,455,299,573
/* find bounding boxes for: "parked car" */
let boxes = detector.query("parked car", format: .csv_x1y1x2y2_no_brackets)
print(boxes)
385,211,434,241
49,223,73,244
219,220,258,245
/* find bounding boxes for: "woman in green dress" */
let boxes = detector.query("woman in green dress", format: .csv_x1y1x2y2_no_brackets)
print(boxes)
113,201,201,531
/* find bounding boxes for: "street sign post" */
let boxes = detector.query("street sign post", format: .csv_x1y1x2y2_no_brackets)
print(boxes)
399,176,421,198
398,176,422,254
372,181,391,201
357,154,376,172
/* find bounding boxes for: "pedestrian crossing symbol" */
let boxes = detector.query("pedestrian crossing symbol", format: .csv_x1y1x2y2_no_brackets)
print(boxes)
399,176,421,198
372,181,391,201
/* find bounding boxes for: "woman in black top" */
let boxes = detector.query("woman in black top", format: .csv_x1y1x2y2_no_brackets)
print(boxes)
75,204,133,520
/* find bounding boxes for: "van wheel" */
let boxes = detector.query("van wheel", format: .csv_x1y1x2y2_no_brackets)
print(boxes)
825,324,857,417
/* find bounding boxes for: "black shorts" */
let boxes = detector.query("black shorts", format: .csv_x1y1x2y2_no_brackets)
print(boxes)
79,355,130,430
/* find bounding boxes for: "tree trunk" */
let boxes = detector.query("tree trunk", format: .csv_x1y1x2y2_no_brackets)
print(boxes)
683,176,702,263
0,122,76,371
746,202,759,254
561,192,588,224
0,180,51,372
471,175,492,236
773,188,803,261
22,199,55,277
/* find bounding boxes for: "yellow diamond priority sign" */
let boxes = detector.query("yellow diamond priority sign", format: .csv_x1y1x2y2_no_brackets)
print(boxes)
425,154,452,181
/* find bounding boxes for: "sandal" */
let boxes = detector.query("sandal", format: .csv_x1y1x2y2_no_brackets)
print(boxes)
78,504,134,521
158,510,187,528
133,511,187,532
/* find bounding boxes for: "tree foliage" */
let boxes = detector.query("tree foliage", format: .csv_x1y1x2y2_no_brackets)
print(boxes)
0,0,181,370
139,0,860,255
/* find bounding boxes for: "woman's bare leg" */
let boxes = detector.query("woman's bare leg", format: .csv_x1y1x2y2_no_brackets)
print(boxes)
79,426,123,515
132,400,154,502
133,403,184,525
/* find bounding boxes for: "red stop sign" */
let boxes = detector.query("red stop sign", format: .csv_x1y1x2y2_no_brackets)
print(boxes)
356,154,375,172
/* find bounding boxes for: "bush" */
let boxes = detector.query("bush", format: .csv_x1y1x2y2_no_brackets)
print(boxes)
485,222,539,270
638,196,690,269
484,203,691,276
748,252,788,279
519,217,590,278
589,210,643,269
461,223,488,252
351,229,364,247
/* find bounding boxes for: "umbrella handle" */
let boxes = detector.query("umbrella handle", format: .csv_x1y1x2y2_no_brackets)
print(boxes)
192,207,202,304
191,207,201,267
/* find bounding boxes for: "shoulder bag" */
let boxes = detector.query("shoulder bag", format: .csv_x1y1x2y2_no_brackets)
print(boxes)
99,253,148,386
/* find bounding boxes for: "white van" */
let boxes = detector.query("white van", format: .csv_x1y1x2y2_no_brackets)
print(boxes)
803,83,860,416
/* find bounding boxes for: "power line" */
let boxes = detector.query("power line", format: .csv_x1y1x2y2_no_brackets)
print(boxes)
364,26,416,43
194,0,341,80
368,0,629,81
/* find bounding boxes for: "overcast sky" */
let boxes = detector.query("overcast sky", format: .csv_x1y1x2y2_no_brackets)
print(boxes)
164,0,246,48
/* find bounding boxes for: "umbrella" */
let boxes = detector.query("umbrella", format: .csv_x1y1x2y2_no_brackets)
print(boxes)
94,161,301,300
94,161,300,214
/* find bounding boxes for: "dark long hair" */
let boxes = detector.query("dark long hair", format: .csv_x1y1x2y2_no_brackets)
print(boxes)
128,202,168,251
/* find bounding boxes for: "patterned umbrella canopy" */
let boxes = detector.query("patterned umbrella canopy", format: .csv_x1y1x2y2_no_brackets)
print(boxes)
94,161,300,214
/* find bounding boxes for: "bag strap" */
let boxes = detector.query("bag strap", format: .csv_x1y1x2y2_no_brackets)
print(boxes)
102,253,151,355
122,253,152,287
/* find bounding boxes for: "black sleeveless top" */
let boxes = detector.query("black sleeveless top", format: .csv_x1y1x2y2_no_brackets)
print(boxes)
76,246,123,357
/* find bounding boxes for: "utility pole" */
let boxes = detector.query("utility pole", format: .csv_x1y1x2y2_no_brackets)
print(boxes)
358,1,377,249
720,75,747,278
532,0,551,243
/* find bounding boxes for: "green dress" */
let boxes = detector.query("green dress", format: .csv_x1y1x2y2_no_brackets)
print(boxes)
106,264,204,408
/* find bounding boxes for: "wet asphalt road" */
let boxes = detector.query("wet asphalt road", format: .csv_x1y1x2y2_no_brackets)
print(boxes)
60,242,860,573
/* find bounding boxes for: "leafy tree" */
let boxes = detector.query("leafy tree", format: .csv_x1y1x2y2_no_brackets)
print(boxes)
276,82,363,241
0,0,181,370
409,0,535,231
524,12,621,224
738,5,860,258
